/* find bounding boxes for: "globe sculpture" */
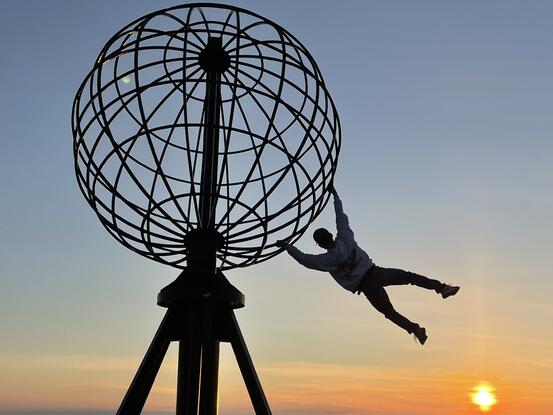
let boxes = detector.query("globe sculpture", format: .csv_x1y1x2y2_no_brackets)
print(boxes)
72,4,340,414
72,3,340,271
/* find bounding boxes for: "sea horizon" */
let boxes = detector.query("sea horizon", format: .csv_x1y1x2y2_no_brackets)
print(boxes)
0,412,172,415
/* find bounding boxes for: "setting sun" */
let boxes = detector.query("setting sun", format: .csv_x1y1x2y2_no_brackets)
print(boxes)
471,384,497,412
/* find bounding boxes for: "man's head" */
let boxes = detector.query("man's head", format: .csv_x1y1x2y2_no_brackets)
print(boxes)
313,227,335,249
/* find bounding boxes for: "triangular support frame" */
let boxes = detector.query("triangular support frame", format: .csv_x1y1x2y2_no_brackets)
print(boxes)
116,270,272,415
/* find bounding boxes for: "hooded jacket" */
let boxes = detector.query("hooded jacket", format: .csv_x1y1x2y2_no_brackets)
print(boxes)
286,196,374,292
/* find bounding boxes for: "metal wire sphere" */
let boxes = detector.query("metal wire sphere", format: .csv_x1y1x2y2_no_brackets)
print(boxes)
72,3,340,270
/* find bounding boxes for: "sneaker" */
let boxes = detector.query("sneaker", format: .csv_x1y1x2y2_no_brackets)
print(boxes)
413,326,427,345
441,284,460,299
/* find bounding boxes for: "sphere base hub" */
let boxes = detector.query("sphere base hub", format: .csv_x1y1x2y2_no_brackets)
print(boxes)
157,269,245,309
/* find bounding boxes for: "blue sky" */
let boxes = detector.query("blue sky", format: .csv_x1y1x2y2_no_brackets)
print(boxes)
1,1,552,414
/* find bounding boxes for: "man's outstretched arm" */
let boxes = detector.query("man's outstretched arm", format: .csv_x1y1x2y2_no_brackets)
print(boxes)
330,185,354,241
276,240,332,271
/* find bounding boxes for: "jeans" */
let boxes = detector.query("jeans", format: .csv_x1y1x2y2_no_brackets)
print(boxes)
360,266,444,334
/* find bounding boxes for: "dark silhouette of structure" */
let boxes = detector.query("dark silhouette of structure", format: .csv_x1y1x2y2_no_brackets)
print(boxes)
72,3,340,414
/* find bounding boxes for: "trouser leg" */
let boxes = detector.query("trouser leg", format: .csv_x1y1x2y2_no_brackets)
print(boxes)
372,267,444,293
363,286,419,334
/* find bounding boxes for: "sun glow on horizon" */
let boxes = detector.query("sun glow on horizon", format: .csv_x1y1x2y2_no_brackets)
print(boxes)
471,384,497,412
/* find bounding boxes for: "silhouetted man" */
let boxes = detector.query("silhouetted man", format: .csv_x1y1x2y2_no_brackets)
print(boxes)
276,186,460,345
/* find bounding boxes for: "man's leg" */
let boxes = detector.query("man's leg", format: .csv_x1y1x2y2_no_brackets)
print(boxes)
371,266,445,293
363,285,420,335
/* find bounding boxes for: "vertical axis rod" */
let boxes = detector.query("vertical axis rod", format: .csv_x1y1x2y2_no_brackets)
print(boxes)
198,37,223,230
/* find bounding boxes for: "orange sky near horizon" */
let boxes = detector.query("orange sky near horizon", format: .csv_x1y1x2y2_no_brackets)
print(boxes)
1,358,551,415
1,319,552,415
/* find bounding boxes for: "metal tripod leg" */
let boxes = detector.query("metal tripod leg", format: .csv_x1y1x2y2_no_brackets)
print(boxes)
176,309,201,415
199,306,220,415
228,311,272,415
117,310,173,415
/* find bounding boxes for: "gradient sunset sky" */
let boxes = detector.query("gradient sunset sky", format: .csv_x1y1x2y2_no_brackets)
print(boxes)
1,0,552,414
